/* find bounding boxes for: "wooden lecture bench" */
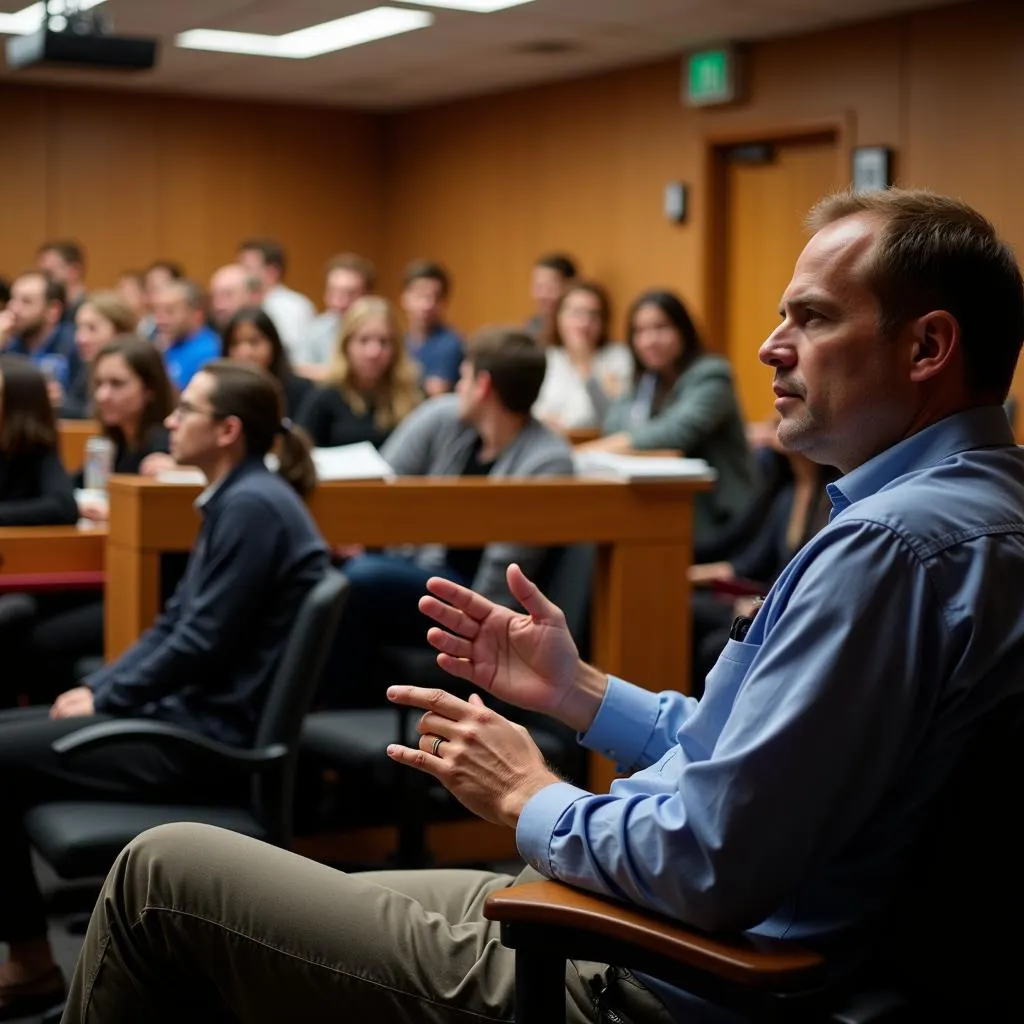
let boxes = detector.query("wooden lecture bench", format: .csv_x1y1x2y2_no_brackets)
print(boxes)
6,472,712,863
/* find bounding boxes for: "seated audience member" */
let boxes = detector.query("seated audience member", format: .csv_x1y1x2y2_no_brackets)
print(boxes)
238,237,315,361
140,260,186,341
0,271,78,403
532,281,633,430
58,189,1024,1024
525,251,577,340
209,264,264,333
584,289,757,556
10,339,178,698
114,269,147,322
75,336,176,516
297,252,376,375
36,240,87,325
298,296,420,449
62,291,138,419
0,360,329,1018
322,327,572,705
152,279,220,392
401,259,464,395
0,355,77,526
223,307,315,420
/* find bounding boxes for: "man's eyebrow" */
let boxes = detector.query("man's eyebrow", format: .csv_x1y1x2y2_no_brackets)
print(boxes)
778,293,841,316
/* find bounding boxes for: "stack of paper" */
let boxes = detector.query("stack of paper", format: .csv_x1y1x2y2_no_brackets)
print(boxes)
311,442,395,481
573,451,717,482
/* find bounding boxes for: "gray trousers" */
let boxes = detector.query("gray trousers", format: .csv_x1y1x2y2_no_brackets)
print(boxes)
61,823,676,1023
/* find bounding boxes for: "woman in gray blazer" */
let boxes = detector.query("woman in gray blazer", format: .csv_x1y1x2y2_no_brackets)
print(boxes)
590,289,758,556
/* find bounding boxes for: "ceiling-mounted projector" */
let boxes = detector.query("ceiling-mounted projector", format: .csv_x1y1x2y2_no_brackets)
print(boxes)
5,2,158,72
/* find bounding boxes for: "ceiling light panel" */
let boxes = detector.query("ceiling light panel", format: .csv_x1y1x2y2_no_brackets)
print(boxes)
412,1,537,11
0,0,107,35
176,7,433,60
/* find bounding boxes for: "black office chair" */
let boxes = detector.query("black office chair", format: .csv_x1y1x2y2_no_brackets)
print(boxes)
23,569,350,880
300,545,594,866
484,693,1024,1023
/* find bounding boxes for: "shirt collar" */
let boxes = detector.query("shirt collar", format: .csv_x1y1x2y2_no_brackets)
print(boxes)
193,455,265,513
827,406,1015,517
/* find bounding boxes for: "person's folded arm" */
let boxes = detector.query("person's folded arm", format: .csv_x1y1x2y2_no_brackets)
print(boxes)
0,450,78,526
517,520,947,932
91,495,286,714
628,365,739,452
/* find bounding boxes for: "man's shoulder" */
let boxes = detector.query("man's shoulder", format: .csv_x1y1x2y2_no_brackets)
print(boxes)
426,325,464,351
511,418,574,471
839,448,1024,557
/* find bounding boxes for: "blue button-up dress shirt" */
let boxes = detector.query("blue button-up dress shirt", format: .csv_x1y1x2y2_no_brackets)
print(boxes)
517,406,1024,1021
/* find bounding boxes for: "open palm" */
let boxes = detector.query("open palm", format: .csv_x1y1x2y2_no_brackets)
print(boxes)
419,564,581,722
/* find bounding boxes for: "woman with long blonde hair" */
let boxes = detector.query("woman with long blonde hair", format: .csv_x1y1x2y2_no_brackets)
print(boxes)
298,296,421,448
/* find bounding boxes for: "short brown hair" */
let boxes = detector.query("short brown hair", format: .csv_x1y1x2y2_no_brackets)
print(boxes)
38,240,84,267
80,291,138,335
0,355,58,456
239,238,287,274
808,188,1024,401
14,270,65,309
466,327,546,414
93,335,175,452
402,259,451,298
325,253,376,291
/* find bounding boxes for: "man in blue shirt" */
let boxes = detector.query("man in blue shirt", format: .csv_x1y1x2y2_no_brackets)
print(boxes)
152,278,220,392
59,190,1024,1024
401,259,465,395
0,270,79,402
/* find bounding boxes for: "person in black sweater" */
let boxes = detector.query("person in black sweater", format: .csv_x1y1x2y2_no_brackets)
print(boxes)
0,355,77,527
0,361,329,1019
298,295,421,448
72,334,176,518
60,291,138,420
222,306,315,421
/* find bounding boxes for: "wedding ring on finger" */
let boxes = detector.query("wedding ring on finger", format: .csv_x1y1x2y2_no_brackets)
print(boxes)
431,735,445,757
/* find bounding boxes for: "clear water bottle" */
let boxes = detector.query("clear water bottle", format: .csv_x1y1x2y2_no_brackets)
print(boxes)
83,436,115,493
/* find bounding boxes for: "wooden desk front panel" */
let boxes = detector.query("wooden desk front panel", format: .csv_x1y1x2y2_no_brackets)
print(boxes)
0,525,105,576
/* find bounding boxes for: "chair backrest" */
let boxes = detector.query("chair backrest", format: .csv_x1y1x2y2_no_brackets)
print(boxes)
538,543,595,653
251,568,350,845
510,544,595,783
881,692,1024,1016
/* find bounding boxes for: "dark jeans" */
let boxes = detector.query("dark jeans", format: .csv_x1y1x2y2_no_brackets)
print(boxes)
0,707,212,942
323,554,467,708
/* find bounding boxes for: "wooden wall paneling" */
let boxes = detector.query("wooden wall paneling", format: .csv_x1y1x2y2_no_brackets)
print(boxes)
0,87,51,281
47,90,161,288
901,0,1024,429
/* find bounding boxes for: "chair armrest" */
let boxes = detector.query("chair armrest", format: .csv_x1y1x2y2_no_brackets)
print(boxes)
484,880,824,990
52,720,286,775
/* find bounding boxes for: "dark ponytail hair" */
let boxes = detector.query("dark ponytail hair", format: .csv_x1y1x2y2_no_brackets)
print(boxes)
201,360,317,499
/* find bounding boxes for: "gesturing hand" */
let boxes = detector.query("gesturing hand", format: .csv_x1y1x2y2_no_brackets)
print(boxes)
419,564,606,733
386,687,559,828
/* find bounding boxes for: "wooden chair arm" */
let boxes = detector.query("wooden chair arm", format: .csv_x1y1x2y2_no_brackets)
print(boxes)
484,880,824,989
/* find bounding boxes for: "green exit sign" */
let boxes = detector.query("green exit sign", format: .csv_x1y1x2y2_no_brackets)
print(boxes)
685,46,741,107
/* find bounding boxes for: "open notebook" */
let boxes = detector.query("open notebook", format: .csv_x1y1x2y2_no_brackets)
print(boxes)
572,450,718,482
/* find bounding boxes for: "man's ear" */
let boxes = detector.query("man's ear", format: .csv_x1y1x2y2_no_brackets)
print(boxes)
475,369,494,398
908,310,959,384
218,414,244,449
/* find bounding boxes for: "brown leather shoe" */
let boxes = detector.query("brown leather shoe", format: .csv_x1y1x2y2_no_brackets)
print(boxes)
0,965,66,1021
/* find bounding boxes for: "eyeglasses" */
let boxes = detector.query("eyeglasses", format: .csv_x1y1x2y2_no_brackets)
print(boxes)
172,400,224,420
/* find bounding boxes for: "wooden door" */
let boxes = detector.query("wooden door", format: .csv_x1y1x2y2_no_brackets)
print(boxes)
721,136,840,423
